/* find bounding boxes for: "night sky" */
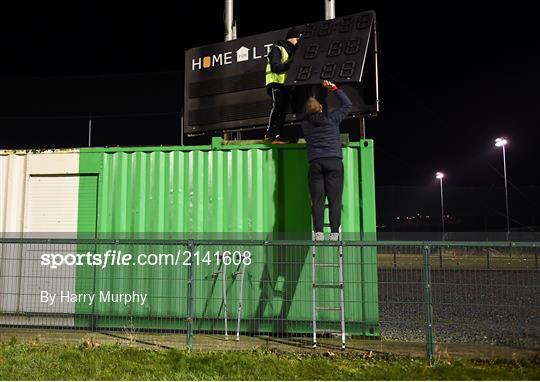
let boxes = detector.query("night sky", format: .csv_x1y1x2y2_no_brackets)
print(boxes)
1,1,539,193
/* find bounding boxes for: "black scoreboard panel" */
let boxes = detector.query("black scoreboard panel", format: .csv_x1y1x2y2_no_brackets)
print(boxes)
184,10,377,134
285,12,374,86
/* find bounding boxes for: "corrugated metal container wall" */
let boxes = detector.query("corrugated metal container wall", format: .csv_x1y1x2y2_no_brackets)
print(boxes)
0,150,82,327
75,140,379,335
0,141,378,335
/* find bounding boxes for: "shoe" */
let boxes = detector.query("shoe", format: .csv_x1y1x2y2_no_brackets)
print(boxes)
314,232,324,241
272,135,292,144
263,135,276,141
329,233,340,241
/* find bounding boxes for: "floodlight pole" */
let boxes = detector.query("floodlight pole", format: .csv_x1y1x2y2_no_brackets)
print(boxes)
439,177,445,235
224,0,235,42
501,144,510,240
223,0,236,141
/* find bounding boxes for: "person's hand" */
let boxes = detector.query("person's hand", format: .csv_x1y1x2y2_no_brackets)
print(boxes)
323,80,338,92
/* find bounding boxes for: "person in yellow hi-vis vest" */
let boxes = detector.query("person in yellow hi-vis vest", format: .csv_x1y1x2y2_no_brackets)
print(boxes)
264,27,301,144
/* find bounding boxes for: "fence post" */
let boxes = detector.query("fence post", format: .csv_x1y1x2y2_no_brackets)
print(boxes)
422,245,434,361
186,240,194,350
486,250,490,269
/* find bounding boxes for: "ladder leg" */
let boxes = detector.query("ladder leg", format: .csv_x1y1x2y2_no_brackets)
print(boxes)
338,229,346,350
222,258,228,341
311,230,317,348
236,262,246,341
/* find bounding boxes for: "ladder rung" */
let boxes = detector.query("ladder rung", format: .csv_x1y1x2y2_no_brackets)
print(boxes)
313,283,342,289
315,263,340,268
316,329,342,334
323,223,332,227
316,306,341,311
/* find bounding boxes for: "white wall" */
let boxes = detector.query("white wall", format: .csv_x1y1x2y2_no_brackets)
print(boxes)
0,150,81,326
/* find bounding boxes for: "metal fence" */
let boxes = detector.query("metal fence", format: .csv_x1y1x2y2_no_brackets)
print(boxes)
0,236,538,359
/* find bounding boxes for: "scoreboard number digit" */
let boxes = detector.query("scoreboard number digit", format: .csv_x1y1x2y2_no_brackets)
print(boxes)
345,39,360,55
320,63,336,79
296,65,313,81
339,17,353,33
318,21,333,36
339,61,356,78
356,14,372,29
327,41,343,57
302,24,315,39
304,44,320,60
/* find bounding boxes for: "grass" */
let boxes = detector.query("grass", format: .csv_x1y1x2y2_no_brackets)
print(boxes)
0,343,538,380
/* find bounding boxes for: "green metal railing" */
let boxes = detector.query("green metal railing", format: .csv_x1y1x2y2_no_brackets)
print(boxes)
0,237,538,357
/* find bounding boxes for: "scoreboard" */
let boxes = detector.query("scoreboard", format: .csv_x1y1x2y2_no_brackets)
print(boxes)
184,10,378,134
286,13,374,85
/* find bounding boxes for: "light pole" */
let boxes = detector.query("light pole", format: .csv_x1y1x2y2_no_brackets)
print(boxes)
436,172,445,235
435,172,445,267
495,138,510,240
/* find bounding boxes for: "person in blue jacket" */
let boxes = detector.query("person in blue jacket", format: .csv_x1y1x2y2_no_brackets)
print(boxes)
301,80,352,241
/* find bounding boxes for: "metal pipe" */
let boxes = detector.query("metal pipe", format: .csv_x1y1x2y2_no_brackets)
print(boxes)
422,245,434,361
180,109,184,146
224,0,236,140
88,113,92,147
373,16,380,113
439,178,445,235
502,145,510,240
325,0,335,20
186,241,194,349
224,0,234,41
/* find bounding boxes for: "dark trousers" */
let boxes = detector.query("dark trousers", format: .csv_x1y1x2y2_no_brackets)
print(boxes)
308,157,344,233
266,86,290,138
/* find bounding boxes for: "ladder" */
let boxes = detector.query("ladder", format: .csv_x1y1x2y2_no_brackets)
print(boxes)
212,252,247,341
311,214,346,350
233,260,247,341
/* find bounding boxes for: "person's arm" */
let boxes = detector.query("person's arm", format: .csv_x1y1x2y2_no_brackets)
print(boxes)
323,81,352,124
268,45,290,73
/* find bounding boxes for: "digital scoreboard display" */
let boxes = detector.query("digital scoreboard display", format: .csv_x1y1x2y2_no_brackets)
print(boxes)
286,13,374,85
184,10,378,134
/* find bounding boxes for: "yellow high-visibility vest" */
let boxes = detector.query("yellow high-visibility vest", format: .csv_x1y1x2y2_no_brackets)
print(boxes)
265,45,289,86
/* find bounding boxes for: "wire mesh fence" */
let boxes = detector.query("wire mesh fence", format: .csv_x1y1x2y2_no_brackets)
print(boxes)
0,236,538,358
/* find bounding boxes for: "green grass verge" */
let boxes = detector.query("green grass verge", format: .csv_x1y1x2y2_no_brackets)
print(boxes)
0,343,538,380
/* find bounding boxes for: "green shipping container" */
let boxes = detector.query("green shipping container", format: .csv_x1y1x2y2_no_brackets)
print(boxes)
74,138,379,336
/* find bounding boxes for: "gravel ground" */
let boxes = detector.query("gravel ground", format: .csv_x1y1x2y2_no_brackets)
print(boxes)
378,268,539,348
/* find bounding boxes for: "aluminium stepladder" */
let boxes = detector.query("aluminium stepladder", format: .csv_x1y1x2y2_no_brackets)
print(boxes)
211,252,247,341
311,209,346,350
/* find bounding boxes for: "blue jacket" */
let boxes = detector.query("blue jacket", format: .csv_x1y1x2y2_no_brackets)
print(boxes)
301,89,352,162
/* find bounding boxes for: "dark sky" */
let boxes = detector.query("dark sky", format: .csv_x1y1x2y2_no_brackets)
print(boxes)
1,1,539,188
